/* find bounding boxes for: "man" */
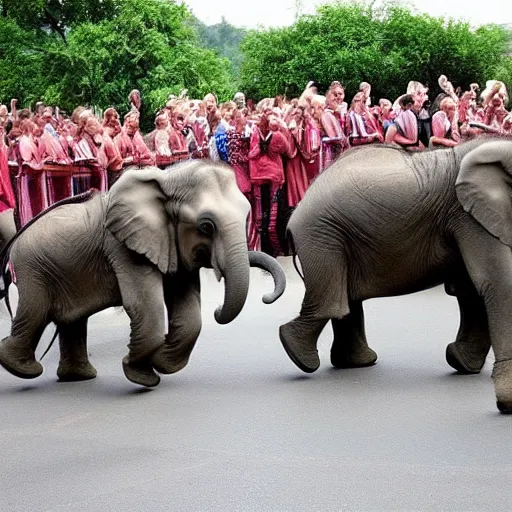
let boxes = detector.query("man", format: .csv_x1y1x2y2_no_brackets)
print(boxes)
385,95,421,150
430,97,461,148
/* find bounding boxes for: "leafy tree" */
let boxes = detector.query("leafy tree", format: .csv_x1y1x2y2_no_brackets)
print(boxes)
0,17,47,105
0,0,235,129
0,0,121,41
194,16,247,76
239,1,512,103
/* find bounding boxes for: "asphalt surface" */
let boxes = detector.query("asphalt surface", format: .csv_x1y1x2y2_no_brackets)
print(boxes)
0,257,511,512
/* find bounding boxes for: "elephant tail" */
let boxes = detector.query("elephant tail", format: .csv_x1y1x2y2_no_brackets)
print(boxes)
287,229,304,282
0,262,13,317
39,326,59,361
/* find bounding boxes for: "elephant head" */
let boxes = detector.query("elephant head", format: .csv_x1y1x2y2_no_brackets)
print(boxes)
105,161,285,324
456,139,512,247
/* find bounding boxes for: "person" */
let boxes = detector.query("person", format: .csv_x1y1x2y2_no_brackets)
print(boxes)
17,118,47,222
376,98,395,135
18,119,45,169
346,92,383,147
0,111,16,214
248,111,289,255
327,81,348,130
430,97,461,148
129,89,141,112
114,110,154,166
226,108,252,198
233,92,246,110
168,108,189,160
153,113,172,158
39,109,72,164
284,106,310,208
312,94,348,169
385,94,420,149
101,108,124,187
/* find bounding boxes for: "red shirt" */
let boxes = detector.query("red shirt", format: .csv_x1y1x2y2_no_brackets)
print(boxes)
248,129,289,185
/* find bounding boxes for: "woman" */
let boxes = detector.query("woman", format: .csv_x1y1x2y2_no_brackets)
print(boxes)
114,110,155,167
430,97,461,148
345,92,383,146
285,106,311,207
226,109,252,198
101,108,124,187
0,110,16,215
248,111,289,255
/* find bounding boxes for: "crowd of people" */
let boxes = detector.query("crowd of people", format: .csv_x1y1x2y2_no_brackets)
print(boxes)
0,76,510,255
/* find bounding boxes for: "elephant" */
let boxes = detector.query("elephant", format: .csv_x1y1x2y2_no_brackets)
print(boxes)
0,161,286,388
279,136,512,414
0,209,16,251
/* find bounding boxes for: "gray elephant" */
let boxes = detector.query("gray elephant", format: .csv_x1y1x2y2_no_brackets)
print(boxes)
279,137,512,414
0,161,286,388
0,209,16,251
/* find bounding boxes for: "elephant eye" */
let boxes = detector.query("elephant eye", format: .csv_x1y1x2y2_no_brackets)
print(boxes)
198,219,215,238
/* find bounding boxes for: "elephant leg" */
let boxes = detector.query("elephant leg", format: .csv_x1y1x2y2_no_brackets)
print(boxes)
455,225,512,413
152,271,202,374
444,277,491,374
0,292,49,379
279,247,349,373
115,261,166,388
330,301,378,369
56,318,97,381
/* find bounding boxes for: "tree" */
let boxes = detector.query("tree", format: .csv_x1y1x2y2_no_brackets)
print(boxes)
194,16,247,76
0,0,120,41
238,1,511,103
0,0,235,128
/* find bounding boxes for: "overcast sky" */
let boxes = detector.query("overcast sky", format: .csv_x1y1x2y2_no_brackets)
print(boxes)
182,0,512,28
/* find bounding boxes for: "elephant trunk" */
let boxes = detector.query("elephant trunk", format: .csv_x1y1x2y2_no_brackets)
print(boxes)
213,228,250,325
248,251,286,304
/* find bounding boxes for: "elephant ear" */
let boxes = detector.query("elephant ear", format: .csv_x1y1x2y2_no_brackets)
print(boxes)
456,140,512,247
106,167,178,274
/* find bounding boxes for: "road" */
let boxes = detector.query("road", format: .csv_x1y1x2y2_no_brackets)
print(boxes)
0,257,511,512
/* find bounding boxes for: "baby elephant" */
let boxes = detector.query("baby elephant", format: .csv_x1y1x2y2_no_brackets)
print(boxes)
0,161,286,387
280,138,512,414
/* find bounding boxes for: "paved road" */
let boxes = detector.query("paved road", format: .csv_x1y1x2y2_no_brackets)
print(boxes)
0,257,511,512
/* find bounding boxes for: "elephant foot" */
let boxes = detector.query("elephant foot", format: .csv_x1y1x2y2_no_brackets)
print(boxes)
151,345,189,375
445,341,488,374
331,344,378,369
0,338,43,379
122,356,160,388
279,320,320,373
57,361,97,382
492,359,512,414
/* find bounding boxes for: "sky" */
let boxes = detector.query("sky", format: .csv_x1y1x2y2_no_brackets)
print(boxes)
181,0,512,29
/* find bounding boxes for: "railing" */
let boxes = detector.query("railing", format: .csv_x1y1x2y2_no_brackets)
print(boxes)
9,161,107,228
8,146,212,228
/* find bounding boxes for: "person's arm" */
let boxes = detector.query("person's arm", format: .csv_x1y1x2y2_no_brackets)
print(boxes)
248,130,261,159
431,112,459,147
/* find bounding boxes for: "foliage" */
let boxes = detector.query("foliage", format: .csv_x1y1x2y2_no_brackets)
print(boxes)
194,16,247,76
0,18,47,105
238,1,512,103
1,0,510,120
0,0,236,129
0,0,121,40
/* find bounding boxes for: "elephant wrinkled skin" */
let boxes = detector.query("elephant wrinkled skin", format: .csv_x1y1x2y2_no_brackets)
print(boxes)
279,136,512,414
0,161,286,388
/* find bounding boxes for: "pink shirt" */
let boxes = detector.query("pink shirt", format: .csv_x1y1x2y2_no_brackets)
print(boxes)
19,135,44,169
